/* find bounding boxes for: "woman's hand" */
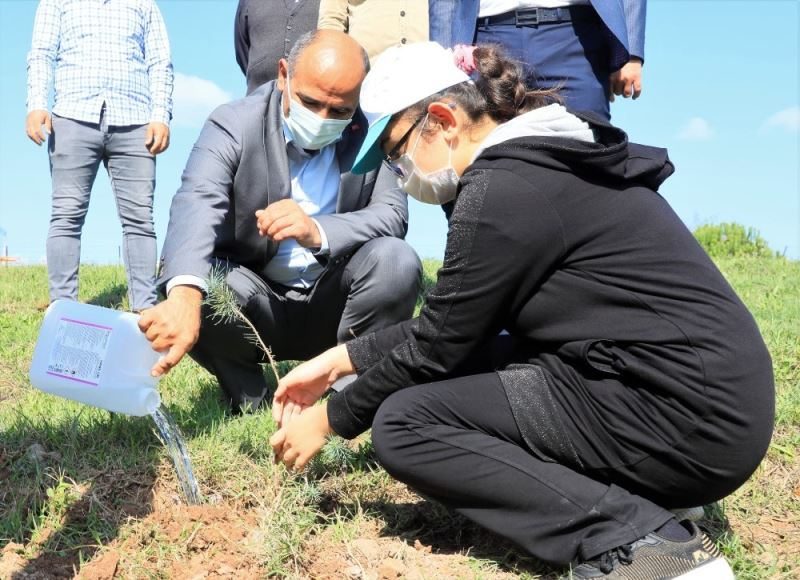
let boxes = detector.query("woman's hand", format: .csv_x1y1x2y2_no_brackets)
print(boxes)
270,402,332,471
272,344,355,428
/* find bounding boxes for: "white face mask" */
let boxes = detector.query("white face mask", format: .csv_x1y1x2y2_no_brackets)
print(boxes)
395,115,459,205
284,76,352,150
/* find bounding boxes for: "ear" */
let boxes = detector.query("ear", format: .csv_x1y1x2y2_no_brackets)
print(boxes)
277,59,288,93
427,102,459,141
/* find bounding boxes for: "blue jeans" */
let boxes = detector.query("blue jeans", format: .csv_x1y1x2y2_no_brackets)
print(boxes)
476,11,612,120
47,112,157,310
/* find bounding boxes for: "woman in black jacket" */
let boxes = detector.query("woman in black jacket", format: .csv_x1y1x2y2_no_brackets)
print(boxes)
269,42,774,579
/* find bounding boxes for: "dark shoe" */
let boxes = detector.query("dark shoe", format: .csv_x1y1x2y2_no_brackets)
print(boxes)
566,522,734,579
670,506,705,522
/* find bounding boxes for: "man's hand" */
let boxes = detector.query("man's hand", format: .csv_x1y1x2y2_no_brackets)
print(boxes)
255,199,321,248
145,122,170,155
26,110,52,145
609,57,643,101
270,403,332,471
138,286,202,377
272,344,354,428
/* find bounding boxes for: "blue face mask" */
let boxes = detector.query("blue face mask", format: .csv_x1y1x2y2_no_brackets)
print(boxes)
284,76,352,150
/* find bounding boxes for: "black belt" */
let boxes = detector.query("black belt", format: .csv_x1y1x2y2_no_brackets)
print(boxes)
480,5,595,27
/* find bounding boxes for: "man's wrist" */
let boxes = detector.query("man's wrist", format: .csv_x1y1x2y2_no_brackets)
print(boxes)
310,218,329,254
168,285,203,305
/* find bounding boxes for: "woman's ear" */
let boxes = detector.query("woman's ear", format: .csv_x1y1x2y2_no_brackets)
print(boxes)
427,102,459,140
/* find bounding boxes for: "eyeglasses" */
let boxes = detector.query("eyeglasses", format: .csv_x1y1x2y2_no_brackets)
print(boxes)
383,115,424,178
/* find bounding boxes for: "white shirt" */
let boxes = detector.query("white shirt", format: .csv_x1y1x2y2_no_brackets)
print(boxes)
479,0,590,19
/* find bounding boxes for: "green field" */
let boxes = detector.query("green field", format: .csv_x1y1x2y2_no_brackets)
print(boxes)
1,257,798,578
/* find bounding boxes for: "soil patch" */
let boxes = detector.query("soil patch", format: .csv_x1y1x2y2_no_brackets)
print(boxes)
725,457,800,571
102,482,266,579
303,519,526,580
308,480,553,579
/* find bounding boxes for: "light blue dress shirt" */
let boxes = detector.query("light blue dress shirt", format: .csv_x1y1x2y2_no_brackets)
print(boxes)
262,121,340,288
166,118,340,294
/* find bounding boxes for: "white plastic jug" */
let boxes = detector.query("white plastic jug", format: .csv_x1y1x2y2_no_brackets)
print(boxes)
29,300,161,416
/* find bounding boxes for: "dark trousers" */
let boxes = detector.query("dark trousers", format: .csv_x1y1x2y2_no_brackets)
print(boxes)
191,237,421,411
371,361,767,566
371,373,671,565
476,9,612,119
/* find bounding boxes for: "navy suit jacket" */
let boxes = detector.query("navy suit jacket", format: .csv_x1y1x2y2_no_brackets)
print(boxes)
430,0,645,71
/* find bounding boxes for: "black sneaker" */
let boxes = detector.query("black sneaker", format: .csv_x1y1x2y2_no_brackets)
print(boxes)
565,522,734,579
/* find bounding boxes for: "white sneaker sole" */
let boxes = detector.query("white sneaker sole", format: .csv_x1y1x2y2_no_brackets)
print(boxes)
673,558,735,580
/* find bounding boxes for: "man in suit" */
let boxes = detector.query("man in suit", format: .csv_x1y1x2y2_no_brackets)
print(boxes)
429,0,646,120
235,0,321,94
139,30,422,412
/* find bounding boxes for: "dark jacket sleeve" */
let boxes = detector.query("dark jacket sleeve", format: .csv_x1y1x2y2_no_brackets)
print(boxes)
314,165,410,259
234,0,249,76
157,103,243,288
327,167,567,438
346,319,418,373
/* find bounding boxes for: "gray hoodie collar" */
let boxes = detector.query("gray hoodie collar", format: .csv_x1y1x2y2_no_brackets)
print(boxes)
471,104,595,163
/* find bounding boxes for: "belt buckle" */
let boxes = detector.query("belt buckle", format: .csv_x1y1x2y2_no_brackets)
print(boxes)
515,8,539,26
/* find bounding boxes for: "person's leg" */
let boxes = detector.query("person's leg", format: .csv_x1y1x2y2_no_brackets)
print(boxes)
104,123,157,310
249,237,420,366
526,16,611,119
333,237,422,342
476,13,611,119
474,19,530,78
46,115,103,302
189,260,289,412
371,372,672,565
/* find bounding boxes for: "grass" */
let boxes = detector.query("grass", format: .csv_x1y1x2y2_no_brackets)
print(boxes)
0,256,798,578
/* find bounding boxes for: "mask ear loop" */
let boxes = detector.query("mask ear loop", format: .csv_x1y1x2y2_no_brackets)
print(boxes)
409,107,456,171
284,75,294,114
447,134,453,167
408,114,429,163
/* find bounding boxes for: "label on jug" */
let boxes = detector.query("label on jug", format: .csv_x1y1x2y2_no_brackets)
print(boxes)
46,318,112,386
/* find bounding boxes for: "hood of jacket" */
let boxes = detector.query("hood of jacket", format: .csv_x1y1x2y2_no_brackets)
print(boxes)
475,105,674,191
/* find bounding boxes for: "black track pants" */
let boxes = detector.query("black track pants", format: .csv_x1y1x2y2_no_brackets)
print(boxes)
372,372,678,565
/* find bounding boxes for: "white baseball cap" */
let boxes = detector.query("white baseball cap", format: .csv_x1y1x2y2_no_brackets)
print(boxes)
351,41,471,174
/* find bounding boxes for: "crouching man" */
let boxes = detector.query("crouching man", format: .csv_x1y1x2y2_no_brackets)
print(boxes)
139,31,421,412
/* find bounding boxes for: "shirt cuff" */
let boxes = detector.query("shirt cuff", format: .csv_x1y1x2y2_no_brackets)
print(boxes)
150,107,171,126
27,98,49,113
311,218,330,255
166,275,207,296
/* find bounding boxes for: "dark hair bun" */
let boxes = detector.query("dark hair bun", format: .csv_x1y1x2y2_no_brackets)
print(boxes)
473,44,559,121
473,45,527,121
